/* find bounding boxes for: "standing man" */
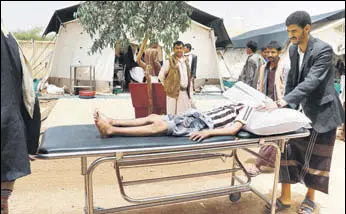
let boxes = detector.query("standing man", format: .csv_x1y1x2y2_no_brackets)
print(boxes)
1,20,41,214
238,40,265,88
248,41,285,177
159,41,194,115
261,11,344,213
184,43,197,91
260,47,269,63
258,41,285,101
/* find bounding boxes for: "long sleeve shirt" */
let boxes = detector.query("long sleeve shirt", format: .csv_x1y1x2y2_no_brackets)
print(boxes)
238,54,259,88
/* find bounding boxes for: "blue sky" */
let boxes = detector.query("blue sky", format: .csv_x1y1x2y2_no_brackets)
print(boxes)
1,1,345,37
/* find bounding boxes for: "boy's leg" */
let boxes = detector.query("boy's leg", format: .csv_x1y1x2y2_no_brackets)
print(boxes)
94,110,162,127
112,114,163,127
95,115,168,137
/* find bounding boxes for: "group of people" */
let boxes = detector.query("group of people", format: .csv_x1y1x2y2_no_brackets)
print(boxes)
123,40,198,115
2,10,345,214
233,10,344,213
238,20,345,181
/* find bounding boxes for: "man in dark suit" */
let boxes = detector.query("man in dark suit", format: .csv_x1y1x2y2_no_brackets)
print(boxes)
184,43,197,91
260,11,345,213
1,20,41,214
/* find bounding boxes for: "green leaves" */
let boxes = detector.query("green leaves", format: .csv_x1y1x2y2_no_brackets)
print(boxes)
77,1,192,55
12,26,55,41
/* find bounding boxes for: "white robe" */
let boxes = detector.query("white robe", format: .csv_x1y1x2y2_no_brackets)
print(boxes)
159,57,194,115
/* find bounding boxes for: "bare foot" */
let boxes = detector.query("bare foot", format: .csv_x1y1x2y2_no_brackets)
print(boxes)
93,109,100,121
94,109,113,125
94,116,114,138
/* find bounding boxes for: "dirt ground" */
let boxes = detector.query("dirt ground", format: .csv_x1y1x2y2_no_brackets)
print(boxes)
7,95,345,214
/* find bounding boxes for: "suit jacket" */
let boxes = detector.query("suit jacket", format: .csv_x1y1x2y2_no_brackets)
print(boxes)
238,53,263,88
1,29,41,182
190,54,197,78
284,36,345,133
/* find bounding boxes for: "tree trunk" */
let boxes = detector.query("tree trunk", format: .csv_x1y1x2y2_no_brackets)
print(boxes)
136,35,153,115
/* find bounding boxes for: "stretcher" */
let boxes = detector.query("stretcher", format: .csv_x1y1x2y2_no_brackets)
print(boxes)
35,124,310,214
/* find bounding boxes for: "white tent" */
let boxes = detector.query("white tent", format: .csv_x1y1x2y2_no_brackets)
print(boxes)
46,19,224,92
48,19,115,92
179,20,223,90
217,48,247,81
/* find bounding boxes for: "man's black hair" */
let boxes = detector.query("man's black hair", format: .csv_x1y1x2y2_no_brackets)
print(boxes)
261,47,268,51
286,11,312,29
173,40,184,48
184,43,192,51
246,40,258,53
266,41,282,51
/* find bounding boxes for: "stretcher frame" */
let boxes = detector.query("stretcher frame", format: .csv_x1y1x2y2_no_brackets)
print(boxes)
35,129,310,214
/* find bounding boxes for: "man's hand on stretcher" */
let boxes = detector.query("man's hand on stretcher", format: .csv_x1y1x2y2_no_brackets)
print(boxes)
189,122,244,142
256,99,288,112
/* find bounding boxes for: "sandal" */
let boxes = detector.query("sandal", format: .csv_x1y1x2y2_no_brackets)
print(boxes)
297,197,316,214
247,166,262,177
265,198,291,212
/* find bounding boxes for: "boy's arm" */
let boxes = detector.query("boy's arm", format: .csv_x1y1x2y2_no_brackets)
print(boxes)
189,121,244,142
189,105,253,142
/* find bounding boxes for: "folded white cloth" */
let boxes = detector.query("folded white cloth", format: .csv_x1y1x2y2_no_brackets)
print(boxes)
243,108,311,135
223,81,273,107
224,81,311,135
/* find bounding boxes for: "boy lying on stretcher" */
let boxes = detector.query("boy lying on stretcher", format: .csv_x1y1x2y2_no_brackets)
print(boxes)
94,103,249,142
94,101,309,142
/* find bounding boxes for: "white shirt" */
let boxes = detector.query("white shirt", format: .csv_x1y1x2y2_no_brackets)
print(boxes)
132,49,159,83
298,47,305,77
282,55,291,84
297,47,306,112
158,56,188,88
130,67,145,83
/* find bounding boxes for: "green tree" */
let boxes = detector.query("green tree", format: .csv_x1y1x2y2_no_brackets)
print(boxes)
77,1,192,55
13,26,55,41
77,1,192,114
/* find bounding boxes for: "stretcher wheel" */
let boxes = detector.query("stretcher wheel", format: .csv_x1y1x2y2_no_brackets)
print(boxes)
229,192,241,202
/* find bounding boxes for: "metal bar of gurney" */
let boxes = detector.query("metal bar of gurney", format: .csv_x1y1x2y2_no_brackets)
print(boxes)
84,137,307,214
